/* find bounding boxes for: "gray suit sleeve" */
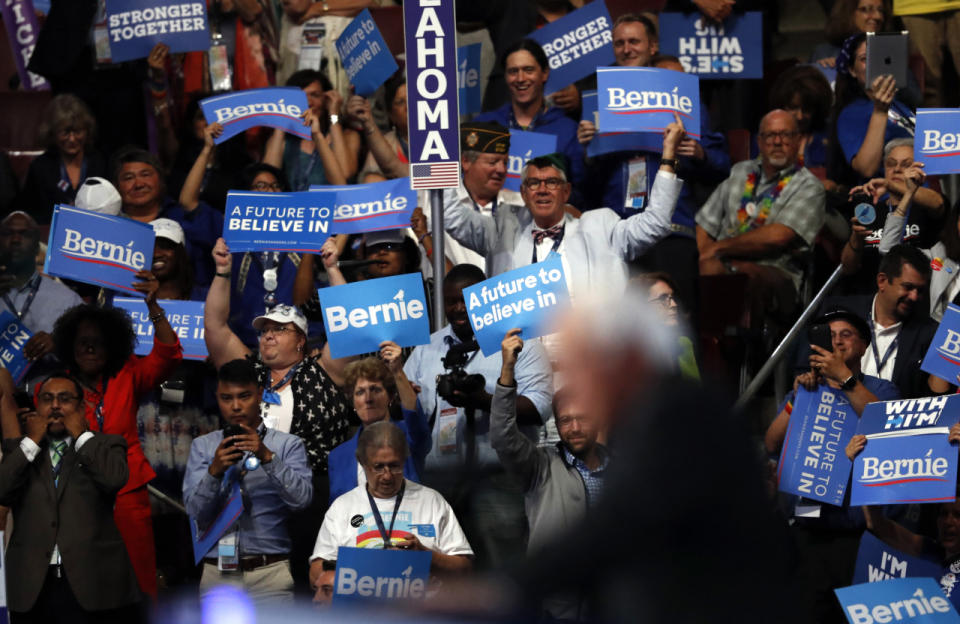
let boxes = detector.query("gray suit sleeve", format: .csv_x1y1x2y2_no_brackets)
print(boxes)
490,383,545,492
442,187,497,255
611,171,683,259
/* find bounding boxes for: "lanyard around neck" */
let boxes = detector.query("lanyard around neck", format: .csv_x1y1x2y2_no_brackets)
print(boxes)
366,481,405,549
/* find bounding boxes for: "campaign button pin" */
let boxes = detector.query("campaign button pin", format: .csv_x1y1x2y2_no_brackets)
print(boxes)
745,201,757,217
350,514,364,528
933,257,944,271
854,202,876,226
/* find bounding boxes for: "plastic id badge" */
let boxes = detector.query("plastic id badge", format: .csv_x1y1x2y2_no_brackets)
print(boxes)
218,532,239,571
209,33,232,92
625,157,647,211
299,20,326,71
437,405,459,456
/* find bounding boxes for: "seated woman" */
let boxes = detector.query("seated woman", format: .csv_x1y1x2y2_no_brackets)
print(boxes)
632,272,700,382
327,348,430,503
310,421,473,586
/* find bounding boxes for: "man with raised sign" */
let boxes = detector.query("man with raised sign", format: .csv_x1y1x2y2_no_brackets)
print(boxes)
696,109,825,318
443,121,684,297
184,359,313,604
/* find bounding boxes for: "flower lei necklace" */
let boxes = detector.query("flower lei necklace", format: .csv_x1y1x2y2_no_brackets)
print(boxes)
736,166,796,234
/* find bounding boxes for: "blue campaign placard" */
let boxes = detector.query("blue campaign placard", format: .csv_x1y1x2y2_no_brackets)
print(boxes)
581,90,661,158
404,0,461,190
835,578,960,623
463,255,571,357
113,298,207,360
317,273,430,358
0,311,33,385
458,43,482,116
777,385,858,506
335,9,399,96
597,67,701,142
200,88,311,144
850,395,960,506
310,178,416,234
916,109,960,175
44,205,154,297
189,481,244,565
333,546,431,604
853,530,943,585
106,0,209,63
658,12,763,79
504,130,558,192
528,1,614,96
922,304,960,384
223,190,335,253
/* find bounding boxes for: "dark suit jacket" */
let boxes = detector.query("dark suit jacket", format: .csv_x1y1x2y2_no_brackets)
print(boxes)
823,294,938,399
0,434,140,613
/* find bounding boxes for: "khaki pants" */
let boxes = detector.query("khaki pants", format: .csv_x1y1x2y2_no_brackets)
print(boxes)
199,561,295,605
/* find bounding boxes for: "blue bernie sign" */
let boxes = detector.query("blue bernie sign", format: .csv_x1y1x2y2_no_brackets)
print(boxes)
309,177,416,234
113,298,207,360
335,9,398,96
658,12,763,79
189,481,243,565
922,304,960,385
44,205,154,297
200,88,311,144
850,395,960,506
223,190,335,253
316,273,430,358
777,385,858,506
835,577,960,624
0,311,33,385
597,67,701,144
333,546,431,605
106,0,209,63
915,109,960,175
458,43,482,116
853,530,943,585
529,1,613,96
581,90,661,157
463,254,570,357
504,130,557,192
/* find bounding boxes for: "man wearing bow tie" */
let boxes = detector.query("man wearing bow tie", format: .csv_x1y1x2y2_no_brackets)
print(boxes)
442,119,686,298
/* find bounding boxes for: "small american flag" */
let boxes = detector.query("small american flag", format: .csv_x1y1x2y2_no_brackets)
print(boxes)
411,162,461,189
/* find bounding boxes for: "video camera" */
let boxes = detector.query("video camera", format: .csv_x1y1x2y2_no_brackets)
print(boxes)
436,340,485,405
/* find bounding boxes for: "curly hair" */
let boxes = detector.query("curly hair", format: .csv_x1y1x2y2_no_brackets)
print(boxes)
343,357,397,400
52,305,136,380
38,94,97,152
769,65,834,134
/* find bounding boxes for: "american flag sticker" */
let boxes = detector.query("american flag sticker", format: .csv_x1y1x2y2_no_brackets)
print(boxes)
410,161,461,190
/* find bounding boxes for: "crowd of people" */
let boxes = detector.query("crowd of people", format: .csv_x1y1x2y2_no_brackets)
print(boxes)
1,0,960,621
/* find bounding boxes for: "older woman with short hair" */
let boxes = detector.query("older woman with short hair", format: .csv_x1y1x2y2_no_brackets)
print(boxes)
327,346,430,503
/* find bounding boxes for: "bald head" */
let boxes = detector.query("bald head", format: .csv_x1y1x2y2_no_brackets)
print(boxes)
758,109,801,173
0,211,40,271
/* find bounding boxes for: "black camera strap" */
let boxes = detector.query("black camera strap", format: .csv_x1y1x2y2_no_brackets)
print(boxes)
367,481,405,549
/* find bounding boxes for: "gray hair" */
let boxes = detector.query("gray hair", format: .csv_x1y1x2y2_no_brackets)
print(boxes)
461,150,480,164
38,94,97,151
520,161,568,185
356,421,409,465
884,137,914,160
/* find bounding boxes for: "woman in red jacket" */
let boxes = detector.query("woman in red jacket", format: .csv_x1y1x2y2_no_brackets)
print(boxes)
51,271,181,600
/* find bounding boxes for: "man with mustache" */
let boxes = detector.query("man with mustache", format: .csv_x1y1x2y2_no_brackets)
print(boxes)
0,370,142,622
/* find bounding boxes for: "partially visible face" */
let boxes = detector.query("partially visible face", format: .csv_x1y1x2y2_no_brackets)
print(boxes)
520,164,570,226
73,320,107,378
851,41,868,86
854,0,885,33
151,238,181,280
303,80,325,115
353,377,391,426
828,319,868,366
939,502,960,556
257,321,304,366
36,377,82,440
647,280,679,326
613,21,657,67
117,162,162,209
883,145,913,188
877,263,927,321
362,446,405,499
783,94,812,134
250,171,283,193
0,214,40,267
390,83,408,134
443,277,478,337
364,243,406,278
312,569,335,606
758,111,801,171
217,381,262,429
505,50,548,107
462,153,508,200
555,399,599,457
55,124,87,158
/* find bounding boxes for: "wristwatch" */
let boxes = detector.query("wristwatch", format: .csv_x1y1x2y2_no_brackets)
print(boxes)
840,374,858,391
660,157,679,170
323,0,330,12
330,114,340,125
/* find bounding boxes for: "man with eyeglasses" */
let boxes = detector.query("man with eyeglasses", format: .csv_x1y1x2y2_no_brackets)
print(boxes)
310,421,473,582
443,120,685,297
0,371,143,622
184,359,312,604
696,109,826,319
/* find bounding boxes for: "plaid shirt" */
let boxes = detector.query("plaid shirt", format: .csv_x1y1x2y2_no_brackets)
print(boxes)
563,446,609,508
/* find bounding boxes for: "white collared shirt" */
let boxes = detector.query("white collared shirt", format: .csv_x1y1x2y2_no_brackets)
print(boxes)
860,295,902,380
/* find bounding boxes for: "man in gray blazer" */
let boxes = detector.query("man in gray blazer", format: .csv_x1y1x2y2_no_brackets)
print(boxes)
0,372,141,623
443,119,685,297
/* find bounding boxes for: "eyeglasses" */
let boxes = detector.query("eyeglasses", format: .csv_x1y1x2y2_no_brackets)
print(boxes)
368,462,404,475
648,293,677,307
258,325,294,338
759,130,799,143
251,181,283,192
522,177,565,190
37,392,80,405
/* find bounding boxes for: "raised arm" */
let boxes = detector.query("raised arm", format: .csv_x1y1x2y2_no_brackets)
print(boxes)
442,187,498,256
380,341,417,411
263,127,285,169
204,238,252,368
0,368,20,441
305,109,347,186
347,95,408,179
324,91,359,181
179,122,223,212
851,75,897,179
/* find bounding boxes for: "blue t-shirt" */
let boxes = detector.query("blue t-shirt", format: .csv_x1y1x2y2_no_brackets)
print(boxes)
837,97,914,179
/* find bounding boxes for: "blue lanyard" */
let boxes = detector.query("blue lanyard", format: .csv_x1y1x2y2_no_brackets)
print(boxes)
471,195,497,218
2,273,41,321
868,317,900,375
367,481,405,549
262,362,300,405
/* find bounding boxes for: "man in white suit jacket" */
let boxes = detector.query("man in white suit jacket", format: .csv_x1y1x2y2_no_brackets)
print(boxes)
442,120,686,297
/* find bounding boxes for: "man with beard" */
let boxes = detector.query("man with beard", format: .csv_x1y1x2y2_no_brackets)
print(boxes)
696,109,825,317
0,370,142,622
0,212,82,368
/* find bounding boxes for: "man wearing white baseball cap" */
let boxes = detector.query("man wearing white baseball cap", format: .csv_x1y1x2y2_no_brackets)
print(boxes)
74,177,122,216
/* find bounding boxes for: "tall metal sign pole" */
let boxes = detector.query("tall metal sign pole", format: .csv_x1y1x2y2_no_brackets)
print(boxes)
403,0,461,330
